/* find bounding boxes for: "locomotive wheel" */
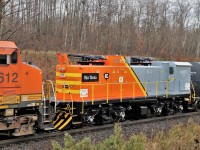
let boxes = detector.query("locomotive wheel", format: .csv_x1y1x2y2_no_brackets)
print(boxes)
194,100,200,112
53,111,72,130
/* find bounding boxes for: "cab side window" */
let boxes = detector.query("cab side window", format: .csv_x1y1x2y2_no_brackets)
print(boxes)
11,52,17,64
0,55,7,64
169,67,174,74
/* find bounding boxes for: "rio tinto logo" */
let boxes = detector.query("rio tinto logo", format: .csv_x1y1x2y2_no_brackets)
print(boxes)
82,73,99,82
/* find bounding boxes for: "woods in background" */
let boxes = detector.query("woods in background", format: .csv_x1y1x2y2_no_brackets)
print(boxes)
0,0,200,60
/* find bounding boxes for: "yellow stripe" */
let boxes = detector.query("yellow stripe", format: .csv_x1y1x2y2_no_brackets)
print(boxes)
0,95,20,104
56,72,81,77
121,57,147,97
53,112,66,124
57,89,80,94
54,113,69,128
21,94,42,101
54,119,64,129
58,116,72,130
56,80,81,85
0,105,9,109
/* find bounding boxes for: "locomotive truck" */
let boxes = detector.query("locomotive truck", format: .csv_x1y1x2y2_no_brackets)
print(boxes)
0,41,199,136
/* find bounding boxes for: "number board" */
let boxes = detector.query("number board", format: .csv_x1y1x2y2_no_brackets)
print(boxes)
0,72,18,83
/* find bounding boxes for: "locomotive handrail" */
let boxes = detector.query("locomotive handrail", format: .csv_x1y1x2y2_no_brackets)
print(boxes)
55,80,173,90
106,83,109,103
92,84,94,105
54,81,173,86
166,81,169,98
81,96,84,114
144,82,147,98
54,80,174,86
190,80,196,102
46,80,57,114
156,82,158,97
120,83,123,102
68,85,74,114
55,80,174,103
42,82,47,121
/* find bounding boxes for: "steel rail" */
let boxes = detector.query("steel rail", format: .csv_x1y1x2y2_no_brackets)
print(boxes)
0,111,200,147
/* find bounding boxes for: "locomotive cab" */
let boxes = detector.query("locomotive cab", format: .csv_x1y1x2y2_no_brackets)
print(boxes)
0,42,21,89
0,41,50,136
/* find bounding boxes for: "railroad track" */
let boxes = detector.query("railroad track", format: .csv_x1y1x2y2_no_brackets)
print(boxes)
0,111,200,147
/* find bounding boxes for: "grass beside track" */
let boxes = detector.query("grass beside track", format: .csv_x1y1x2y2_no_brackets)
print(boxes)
52,119,200,150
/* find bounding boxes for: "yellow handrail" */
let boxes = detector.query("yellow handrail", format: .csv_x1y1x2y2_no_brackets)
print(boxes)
106,84,109,103
132,82,135,99
54,80,176,104
166,81,168,98
68,85,73,114
156,82,158,97
120,84,123,102
82,97,84,114
92,84,94,105
144,82,147,98
62,84,65,102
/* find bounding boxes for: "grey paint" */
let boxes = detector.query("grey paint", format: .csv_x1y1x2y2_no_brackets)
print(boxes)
125,57,191,98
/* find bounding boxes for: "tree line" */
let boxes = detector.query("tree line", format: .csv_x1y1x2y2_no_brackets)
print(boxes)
0,0,200,60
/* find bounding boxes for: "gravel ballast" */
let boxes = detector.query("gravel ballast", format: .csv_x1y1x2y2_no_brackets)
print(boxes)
1,115,200,150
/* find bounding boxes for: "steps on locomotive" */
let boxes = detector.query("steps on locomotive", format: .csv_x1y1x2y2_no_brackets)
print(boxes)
42,99,54,130
72,121,82,125
44,127,55,131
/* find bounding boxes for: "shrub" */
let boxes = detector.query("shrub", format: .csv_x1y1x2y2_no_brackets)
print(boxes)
52,120,200,150
96,124,125,150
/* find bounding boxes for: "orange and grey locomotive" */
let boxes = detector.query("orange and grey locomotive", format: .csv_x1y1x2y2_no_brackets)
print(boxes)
53,54,192,130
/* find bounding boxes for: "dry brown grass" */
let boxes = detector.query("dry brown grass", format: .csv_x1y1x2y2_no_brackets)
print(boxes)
52,119,200,150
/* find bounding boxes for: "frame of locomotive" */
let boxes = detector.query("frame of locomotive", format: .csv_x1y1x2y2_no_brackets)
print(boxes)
0,41,199,136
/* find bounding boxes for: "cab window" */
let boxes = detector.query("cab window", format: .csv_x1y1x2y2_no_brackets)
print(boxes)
0,55,7,64
11,52,17,64
169,67,174,74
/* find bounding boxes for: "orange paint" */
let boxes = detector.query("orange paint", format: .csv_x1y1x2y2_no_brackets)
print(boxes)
56,54,146,102
0,41,42,100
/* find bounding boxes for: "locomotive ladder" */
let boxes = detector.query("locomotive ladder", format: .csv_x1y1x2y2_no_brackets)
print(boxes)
41,81,56,130
46,80,57,113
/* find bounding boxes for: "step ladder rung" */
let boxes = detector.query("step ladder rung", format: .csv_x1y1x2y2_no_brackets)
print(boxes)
43,113,50,116
44,127,54,131
188,107,195,110
61,107,76,110
72,122,82,125
43,120,52,123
